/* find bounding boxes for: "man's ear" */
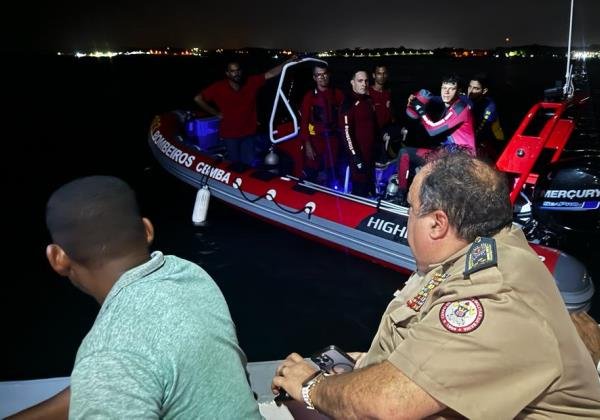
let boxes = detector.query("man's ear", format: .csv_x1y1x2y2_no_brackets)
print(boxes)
46,244,71,276
142,217,155,245
429,210,450,240
482,87,488,95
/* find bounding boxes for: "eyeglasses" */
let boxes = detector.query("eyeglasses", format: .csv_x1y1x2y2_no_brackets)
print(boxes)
314,72,329,79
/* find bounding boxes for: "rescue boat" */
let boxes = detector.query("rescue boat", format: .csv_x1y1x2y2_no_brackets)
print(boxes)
147,57,597,312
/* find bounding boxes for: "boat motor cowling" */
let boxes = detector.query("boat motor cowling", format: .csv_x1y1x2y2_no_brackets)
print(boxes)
551,250,595,313
531,154,600,237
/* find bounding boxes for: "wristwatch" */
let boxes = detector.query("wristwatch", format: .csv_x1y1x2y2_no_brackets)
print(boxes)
301,370,326,410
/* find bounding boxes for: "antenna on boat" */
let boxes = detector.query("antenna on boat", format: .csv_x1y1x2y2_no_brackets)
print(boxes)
562,0,575,98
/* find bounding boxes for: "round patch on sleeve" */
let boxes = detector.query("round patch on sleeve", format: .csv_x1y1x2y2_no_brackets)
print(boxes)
439,298,484,333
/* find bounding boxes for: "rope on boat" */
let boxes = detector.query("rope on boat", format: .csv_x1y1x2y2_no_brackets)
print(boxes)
232,178,315,219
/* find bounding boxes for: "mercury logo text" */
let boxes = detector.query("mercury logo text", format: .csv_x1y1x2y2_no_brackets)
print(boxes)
544,189,600,199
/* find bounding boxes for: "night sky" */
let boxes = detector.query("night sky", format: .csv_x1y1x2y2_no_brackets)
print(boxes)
11,0,600,52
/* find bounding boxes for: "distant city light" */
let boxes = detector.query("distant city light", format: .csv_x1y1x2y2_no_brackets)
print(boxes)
573,50,597,59
89,51,119,58
59,46,599,60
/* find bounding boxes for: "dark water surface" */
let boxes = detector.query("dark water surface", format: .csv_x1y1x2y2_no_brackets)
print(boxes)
3,54,599,380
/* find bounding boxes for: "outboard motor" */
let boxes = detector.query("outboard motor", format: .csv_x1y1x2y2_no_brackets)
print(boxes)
531,154,600,240
551,249,595,312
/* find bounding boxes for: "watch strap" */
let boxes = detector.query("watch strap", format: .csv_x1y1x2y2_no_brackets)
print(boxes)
301,371,326,410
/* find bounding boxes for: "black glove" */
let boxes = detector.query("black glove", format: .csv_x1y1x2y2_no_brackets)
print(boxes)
351,154,365,172
410,98,427,117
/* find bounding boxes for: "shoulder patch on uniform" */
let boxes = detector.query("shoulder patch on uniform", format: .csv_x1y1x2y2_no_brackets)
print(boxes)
439,298,484,333
463,237,497,278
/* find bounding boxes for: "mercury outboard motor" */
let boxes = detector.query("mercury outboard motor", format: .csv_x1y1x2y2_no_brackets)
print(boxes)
531,154,600,239
550,249,595,312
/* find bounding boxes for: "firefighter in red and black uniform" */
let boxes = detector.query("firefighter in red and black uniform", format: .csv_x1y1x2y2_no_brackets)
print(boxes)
299,64,345,185
369,64,397,161
340,70,378,197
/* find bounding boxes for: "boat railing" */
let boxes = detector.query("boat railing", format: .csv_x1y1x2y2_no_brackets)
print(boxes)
496,101,573,204
269,56,328,144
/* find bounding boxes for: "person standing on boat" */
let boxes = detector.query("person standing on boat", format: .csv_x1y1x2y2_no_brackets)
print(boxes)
272,148,600,418
13,176,262,419
298,63,344,186
369,64,395,130
194,58,291,166
406,74,475,151
394,75,475,202
464,73,505,159
340,69,378,197
369,64,396,161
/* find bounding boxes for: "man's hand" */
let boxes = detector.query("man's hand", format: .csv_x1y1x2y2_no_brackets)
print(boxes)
351,155,365,172
410,98,427,117
305,141,316,160
571,311,600,366
272,353,319,402
347,352,367,368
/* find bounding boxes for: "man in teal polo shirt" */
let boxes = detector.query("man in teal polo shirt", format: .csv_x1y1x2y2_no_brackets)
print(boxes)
13,176,261,419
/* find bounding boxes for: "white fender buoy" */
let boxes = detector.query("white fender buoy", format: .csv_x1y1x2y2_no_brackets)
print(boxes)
192,185,211,225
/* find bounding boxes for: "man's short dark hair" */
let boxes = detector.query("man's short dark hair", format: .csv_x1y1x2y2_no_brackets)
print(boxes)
418,149,513,242
441,74,460,86
46,176,146,266
313,63,329,75
372,63,388,72
225,60,241,70
470,73,489,89
351,69,368,79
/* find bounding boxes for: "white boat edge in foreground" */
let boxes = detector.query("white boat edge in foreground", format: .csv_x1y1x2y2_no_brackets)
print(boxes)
0,360,291,418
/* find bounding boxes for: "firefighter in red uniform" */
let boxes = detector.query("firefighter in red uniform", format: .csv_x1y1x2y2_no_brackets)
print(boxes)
340,70,378,197
299,64,345,185
194,58,293,166
369,64,394,129
369,64,396,162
